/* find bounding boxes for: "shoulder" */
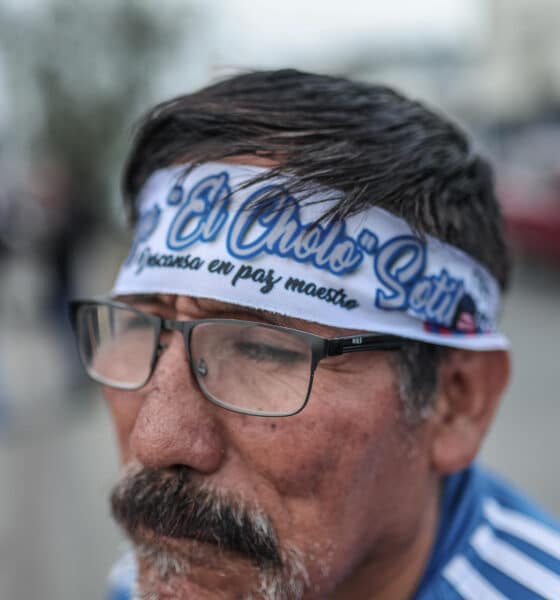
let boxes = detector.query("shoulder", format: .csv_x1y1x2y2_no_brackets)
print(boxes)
106,551,136,600
417,464,560,600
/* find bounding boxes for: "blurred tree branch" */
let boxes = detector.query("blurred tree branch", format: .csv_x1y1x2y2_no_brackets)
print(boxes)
0,0,189,228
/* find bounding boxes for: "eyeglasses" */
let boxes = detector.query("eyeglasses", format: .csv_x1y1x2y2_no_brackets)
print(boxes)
69,299,408,417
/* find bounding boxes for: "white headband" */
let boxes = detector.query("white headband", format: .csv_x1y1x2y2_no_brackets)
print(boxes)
113,163,508,350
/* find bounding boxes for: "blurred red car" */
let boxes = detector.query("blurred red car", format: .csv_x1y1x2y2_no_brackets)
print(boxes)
499,183,560,265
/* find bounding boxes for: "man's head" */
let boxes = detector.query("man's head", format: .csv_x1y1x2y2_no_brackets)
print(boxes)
83,70,511,599
122,68,510,419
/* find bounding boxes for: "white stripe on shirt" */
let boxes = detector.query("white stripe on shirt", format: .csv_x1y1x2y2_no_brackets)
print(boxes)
483,498,560,560
471,525,560,600
443,555,508,600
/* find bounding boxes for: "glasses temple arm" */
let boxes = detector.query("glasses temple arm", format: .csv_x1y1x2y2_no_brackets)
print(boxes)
326,334,407,356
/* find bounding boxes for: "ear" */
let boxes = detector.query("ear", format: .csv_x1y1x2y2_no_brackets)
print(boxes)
429,350,510,475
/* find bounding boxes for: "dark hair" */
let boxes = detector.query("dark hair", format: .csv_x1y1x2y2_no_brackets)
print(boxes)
121,69,510,418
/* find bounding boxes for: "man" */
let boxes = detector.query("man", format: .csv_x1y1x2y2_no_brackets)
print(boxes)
70,70,560,599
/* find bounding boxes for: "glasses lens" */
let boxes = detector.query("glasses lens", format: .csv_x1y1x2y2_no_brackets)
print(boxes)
76,303,156,389
190,322,313,415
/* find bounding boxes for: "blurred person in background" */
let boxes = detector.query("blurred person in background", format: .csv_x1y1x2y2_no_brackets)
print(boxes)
0,172,15,430
70,70,560,599
29,157,90,387
0,156,86,404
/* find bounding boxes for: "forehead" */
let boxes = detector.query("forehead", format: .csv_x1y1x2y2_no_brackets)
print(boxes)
116,293,362,338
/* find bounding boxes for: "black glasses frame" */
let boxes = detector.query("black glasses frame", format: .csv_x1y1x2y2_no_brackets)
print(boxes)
69,298,410,417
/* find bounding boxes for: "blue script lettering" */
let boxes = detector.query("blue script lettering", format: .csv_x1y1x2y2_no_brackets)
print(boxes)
375,236,426,310
374,236,464,326
125,204,161,266
409,269,464,324
166,173,231,251
227,187,363,275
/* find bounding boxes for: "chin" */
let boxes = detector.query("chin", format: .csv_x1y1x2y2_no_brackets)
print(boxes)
134,543,261,600
133,539,311,600
135,577,224,600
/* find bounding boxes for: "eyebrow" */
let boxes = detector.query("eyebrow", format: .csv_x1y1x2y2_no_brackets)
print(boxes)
114,293,292,327
114,293,166,306
243,307,292,327
196,299,293,327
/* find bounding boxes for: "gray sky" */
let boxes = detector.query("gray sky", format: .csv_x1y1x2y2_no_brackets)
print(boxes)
0,0,489,138
207,0,487,68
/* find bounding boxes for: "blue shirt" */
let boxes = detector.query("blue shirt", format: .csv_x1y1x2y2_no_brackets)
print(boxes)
107,464,560,599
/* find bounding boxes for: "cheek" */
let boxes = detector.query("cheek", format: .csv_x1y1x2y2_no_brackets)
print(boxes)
103,388,144,464
236,360,405,500
228,362,424,589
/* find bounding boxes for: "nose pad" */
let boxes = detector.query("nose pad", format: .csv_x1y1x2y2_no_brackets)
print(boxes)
150,331,193,390
195,357,208,378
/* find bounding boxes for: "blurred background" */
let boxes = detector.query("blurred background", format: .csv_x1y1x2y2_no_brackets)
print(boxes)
0,0,559,598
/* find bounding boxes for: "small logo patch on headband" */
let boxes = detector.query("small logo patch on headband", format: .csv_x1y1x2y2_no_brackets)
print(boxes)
113,163,508,350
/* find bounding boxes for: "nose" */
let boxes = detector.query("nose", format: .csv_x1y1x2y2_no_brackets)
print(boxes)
129,331,226,474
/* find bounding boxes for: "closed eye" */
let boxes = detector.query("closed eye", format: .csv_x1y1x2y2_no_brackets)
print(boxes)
123,315,152,329
234,341,306,364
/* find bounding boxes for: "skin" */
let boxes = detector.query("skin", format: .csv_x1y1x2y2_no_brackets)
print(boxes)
103,293,510,599
104,154,510,598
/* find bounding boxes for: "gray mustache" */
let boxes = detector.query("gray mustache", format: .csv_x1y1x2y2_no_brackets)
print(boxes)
110,465,282,568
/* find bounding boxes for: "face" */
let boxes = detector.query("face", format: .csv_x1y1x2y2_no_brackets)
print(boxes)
103,293,441,600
